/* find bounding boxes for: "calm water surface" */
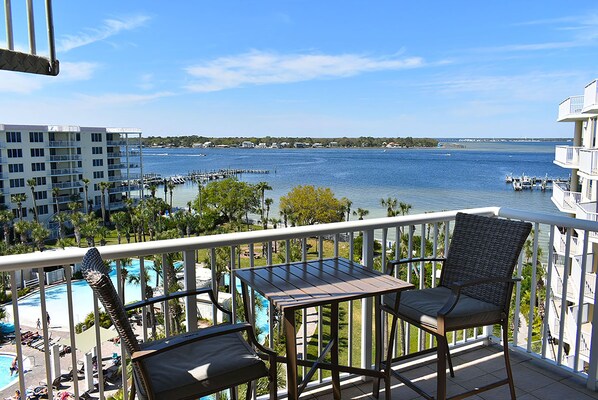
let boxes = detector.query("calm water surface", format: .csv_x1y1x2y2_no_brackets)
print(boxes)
141,141,568,218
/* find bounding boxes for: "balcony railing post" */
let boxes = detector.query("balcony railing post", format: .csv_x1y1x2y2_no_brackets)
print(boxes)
586,238,598,390
183,250,198,331
361,228,374,374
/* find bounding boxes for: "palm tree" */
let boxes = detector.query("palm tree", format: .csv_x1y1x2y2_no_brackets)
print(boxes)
52,212,69,242
99,182,111,226
27,179,39,223
13,220,29,244
255,181,272,225
120,258,133,301
10,193,27,221
52,187,60,214
167,181,175,210
264,198,273,229
149,255,163,288
0,209,13,246
111,211,130,244
398,201,412,216
342,197,352,221
380,197,398,217
30,222,50,251
82,177,90,214
148,183,158,199
352,207,370,220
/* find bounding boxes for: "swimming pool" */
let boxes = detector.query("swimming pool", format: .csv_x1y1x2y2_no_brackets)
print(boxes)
0,354,19,391
11,259,157,329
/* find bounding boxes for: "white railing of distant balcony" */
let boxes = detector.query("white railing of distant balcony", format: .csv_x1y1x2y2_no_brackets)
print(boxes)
48,155,82,162
579,149,598,176
552,183,581,212
47,140,77,147
555,146,582,167
584,80,598,111
559,95,585,119
50,181,81,189
4,207,598,399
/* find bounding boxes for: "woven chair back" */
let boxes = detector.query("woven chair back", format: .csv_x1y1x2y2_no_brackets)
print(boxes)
81,248,141,355
441,213,532,308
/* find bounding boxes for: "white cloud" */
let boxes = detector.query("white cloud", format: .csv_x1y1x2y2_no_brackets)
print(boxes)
0,72,44,94
76,91,175,106
57,15,151,52
58,62,100,81
185,50,425,92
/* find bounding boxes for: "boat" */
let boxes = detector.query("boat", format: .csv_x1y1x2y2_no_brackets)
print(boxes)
505,174,513,183
513,180,522,191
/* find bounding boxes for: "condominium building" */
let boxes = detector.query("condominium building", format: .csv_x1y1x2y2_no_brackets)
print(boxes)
551,79,598,370
0,124,143,228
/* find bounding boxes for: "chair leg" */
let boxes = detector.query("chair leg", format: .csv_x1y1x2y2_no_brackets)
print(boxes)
503,322,516,399
443,337,455,378
245,381,252,400
373,313,398,399
436,336,447,400
128,380,136,400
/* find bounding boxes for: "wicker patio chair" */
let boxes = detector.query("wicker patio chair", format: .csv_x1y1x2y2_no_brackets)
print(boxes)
374,212,531,400
81,248,277,400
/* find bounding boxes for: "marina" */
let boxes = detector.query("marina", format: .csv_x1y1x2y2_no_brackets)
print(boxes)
505,173,569,191
138,168,270,187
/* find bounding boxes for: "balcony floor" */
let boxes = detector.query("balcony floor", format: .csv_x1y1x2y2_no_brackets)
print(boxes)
305,343,598,400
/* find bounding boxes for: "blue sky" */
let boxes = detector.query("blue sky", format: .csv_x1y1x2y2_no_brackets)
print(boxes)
1,1,598,138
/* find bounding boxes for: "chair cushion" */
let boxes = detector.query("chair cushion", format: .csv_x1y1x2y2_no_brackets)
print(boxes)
139,330,268,400
383,286,503,332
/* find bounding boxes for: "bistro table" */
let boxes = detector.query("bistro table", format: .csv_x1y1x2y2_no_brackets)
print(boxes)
234,257,413,400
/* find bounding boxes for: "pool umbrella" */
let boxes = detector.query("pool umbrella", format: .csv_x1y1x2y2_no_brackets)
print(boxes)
75,326,117,354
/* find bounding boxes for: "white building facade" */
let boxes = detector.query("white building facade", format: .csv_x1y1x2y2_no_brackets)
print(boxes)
551,79,598,370
0,124,143,228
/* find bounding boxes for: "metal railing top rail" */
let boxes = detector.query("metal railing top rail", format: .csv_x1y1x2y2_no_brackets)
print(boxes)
0,206,501,271
0,205,594,272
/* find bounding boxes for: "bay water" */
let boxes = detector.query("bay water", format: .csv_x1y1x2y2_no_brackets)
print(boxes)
142,140,568,219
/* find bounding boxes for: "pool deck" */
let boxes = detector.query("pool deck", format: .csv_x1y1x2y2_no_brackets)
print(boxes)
0,323,122,400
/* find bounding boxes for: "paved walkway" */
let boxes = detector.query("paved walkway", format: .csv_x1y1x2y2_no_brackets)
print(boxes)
296,307,319,359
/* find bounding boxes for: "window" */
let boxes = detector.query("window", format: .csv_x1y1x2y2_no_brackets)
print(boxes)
30,148,45,157
37,205,49,215
94,184,100,191
77,148,82,154
6,131,21,142
29,131,44,142
34,191,48,200
35,177,46,186
12,208,27,219
91,133,102,142
93,159,104,167
93,171,104,179
76,133,81,141
92,147,103,154
9,178,24,188
8,164,23,173
7,149,23,158
31,162,46,171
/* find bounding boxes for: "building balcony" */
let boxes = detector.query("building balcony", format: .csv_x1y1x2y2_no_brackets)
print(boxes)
47,140,77,148
50,168,81,176
107,162,140,170
558,95,586,121
583,79,598,113
3,207,598,399
51,181,82,189
106,140,128,146
48,154,82,162
555,145,582,169
106,151,124,159
579,149,598,178
552,182,581,213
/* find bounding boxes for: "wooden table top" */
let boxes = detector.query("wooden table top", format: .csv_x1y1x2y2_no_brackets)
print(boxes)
234,257,414,311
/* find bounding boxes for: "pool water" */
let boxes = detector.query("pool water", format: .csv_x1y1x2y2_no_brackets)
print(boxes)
13,259,157,328
0,354,18,390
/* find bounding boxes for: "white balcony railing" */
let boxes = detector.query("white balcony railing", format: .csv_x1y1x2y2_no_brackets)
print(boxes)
579,149,598,177
555,146,582,168
3,207,598,399
558,95,585,121
552,182,581,212
584,80,598,113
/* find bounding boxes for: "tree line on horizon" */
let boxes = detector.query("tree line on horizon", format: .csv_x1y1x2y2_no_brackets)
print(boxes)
142,135,439,148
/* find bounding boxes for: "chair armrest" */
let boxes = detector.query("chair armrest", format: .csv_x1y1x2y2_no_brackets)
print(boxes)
131,322,275,361
438,276,518,317
386,258,446,275
124,287,232,317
